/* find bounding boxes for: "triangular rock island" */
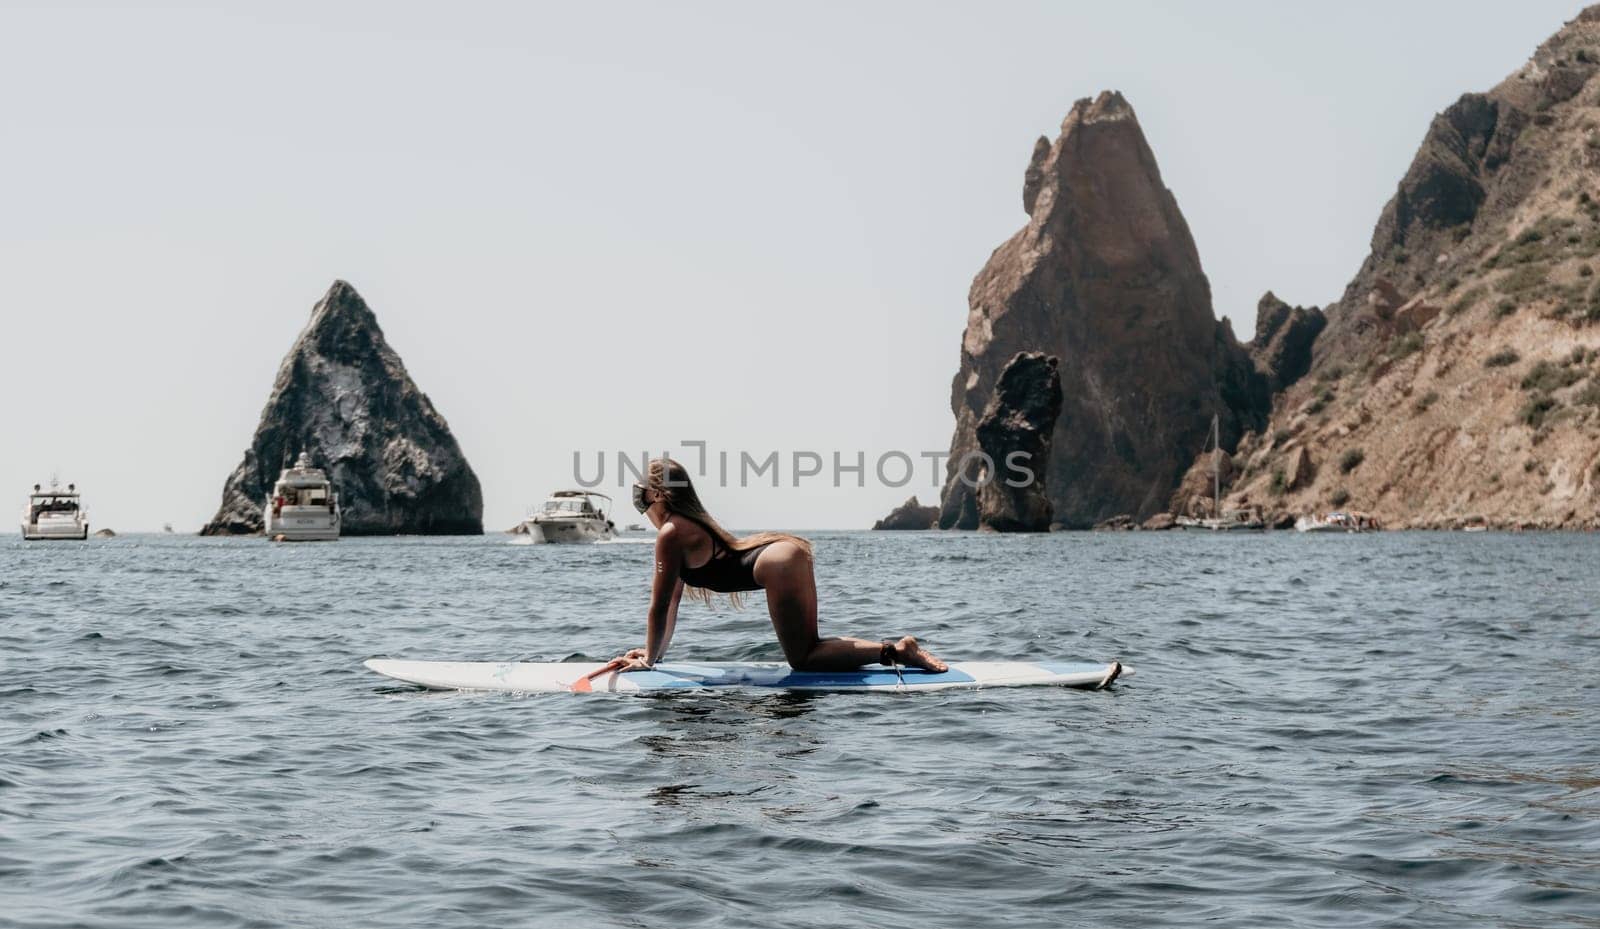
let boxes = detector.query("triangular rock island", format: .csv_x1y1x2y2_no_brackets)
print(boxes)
201,280,484,536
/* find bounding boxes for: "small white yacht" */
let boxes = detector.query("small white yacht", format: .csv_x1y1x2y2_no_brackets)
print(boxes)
520,490,617,543
265,452,341,541
1294,511,1376,533
1200,509,1266,531
20,481,89,540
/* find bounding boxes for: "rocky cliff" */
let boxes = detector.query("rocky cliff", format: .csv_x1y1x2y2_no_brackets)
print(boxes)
1214,8,1600,528
1250,293,1326,394
975,352,1062,532
938,91,1268,529
201,281,484,536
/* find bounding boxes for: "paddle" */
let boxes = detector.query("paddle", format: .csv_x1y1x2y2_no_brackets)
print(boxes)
570,657,630,693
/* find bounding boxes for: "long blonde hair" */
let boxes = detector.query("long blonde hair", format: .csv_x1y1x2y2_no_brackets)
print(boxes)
645,457,811,606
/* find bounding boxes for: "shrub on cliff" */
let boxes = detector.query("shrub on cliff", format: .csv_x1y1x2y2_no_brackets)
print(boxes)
1521,361,1582,392
1519,393,1558,428
1389,332,1424,359
1448,286,1486,317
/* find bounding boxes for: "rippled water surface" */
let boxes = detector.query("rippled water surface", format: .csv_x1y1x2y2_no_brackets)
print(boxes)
2,531,1597,928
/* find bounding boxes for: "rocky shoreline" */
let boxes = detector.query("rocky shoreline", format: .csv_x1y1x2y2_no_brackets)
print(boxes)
1091,513,1600,532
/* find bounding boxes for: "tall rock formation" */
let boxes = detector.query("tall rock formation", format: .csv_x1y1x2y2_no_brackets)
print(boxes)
201,281,484,536
975,352,1062,532
1218,7,1600,528
1250,292,1326,393
939,91,1267,529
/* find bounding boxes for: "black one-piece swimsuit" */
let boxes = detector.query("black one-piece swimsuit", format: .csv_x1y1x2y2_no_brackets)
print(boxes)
677,519,773,593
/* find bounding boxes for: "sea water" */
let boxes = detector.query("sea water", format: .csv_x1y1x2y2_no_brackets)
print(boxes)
2,531,1596,928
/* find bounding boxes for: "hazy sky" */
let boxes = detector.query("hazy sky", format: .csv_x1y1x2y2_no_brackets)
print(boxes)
2,0,1583,532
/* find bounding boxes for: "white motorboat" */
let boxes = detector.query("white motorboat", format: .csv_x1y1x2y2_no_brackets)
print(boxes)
520,490,617,543
1294,511,1375,533
20,481,89,540
264,452,341,541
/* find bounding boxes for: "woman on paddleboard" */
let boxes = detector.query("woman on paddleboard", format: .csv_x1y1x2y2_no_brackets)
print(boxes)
605,457,947,674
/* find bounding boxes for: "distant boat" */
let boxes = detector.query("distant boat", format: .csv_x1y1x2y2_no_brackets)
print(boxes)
1295,512,1376,533
1177,415,1263,531
265,452,341,542
162,522,174,534
1207,508,1265,531
20,480,89,541
519,490,617,543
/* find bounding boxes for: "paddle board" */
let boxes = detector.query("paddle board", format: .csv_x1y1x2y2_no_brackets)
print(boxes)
364,658,1129,693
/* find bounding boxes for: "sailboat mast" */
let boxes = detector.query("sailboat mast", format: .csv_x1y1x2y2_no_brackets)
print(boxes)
1211,414,1220,519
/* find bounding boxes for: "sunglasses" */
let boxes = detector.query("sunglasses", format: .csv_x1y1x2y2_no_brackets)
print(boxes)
631,482,651,514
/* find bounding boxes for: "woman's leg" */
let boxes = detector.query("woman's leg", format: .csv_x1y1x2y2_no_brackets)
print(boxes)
753,541,947,672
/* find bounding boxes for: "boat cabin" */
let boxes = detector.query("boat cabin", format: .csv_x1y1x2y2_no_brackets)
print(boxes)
539,490,609,519
273,482,334,508
27,484,81,519
271,452,336,511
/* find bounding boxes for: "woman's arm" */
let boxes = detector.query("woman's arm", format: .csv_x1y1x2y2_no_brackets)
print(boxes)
629,523,684,668
648,577,684,665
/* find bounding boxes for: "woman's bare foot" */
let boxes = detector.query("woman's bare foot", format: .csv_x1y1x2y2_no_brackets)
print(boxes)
893,635,948,673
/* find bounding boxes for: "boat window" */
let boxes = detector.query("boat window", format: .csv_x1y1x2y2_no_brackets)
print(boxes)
275,484,324,504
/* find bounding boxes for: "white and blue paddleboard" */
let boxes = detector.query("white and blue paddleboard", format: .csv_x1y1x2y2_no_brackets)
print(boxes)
364,658,1129,694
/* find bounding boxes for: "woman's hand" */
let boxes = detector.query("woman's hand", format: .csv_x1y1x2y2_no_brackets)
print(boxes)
612,648,653,671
